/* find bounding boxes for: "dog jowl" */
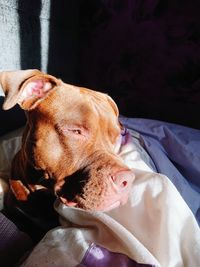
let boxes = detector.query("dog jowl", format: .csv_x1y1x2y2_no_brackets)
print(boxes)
0,69,135,212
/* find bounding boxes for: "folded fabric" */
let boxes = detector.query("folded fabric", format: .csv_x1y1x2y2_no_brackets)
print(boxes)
20,128,200,267
120,117,200,225
0,212,33,267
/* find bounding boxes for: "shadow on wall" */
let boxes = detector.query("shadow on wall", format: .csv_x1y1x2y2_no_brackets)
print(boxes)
78,0,200,129
0,0,42,135
1,0,200,132
18,0,42,70
17,0,80,83
0,0,81,135
48,0,80,83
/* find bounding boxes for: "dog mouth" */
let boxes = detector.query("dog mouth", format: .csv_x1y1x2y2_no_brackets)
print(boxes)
55,169,89,209
59,198,122,211
56,168,133,211
58,189,128,212
58,191,122,211
59,196,78,207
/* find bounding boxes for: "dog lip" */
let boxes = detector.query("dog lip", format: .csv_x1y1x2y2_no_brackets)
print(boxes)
60,196,77,207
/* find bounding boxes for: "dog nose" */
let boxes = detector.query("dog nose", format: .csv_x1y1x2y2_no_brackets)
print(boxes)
111,170,135,190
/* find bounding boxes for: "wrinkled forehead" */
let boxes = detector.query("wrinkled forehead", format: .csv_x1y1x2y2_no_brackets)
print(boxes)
32,84,120,135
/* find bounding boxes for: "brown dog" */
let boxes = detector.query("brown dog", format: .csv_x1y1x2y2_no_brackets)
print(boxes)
0,69,135,213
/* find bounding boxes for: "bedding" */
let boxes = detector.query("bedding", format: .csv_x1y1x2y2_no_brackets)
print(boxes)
0,117,200,266
120,116,200,224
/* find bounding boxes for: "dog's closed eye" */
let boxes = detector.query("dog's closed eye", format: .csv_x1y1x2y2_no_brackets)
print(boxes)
56,123,89,139
69,129,82,135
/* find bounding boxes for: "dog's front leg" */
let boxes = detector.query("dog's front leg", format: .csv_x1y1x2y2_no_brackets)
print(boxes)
9,179,47,201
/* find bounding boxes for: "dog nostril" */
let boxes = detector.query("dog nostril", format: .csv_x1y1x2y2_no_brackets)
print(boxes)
111,175,116,182
121,181,127,187
111,175,128,187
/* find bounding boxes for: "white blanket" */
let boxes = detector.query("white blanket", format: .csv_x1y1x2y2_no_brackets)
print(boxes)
19,129,200,267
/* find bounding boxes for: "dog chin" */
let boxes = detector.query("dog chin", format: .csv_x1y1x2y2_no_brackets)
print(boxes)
59,196,78,207
59,195,127,212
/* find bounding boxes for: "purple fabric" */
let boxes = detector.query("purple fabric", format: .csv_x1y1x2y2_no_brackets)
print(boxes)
77,243,157,267
79,0,200,129
120,117,200,225
0,212,33,267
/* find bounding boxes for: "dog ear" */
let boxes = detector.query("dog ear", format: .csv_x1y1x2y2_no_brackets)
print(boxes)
0,69,60,110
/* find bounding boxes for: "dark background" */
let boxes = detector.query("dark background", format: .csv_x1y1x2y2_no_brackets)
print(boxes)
1,0,200,135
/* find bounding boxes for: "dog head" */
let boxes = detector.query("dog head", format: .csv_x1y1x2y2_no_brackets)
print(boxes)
0,70,135,211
